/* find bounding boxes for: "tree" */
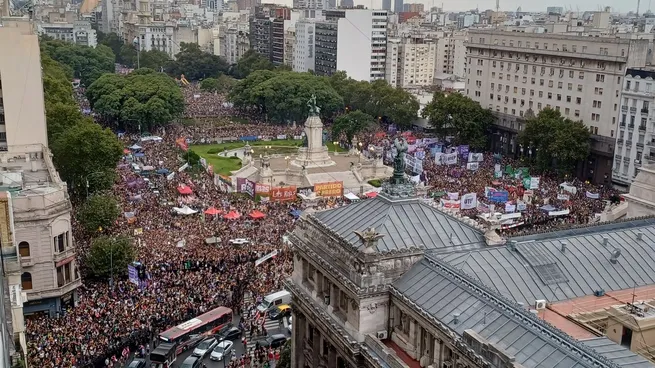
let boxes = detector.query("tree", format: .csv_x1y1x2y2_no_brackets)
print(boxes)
230,50,275,79
51,122,123,194
139,49,171,71
41,39,115,86
98,32,123,63
86,71,184,131
183,150,201,167
41,53,75,107
332,110,376,142
86,236,136,279
77,194,121,234
422,92,494,149
200,75,237,93
119,44,138,67
167,42,228,81
277,341,291,368
231,72,343,123
46,102,87,144
520,108,591,175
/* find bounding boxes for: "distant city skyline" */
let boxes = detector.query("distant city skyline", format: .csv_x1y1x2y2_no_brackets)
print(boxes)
270,0,646,14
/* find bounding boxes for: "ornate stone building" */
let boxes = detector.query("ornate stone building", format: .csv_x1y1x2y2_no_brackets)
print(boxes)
286,144,655,368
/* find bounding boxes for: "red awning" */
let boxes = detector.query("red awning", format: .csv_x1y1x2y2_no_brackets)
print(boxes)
223,211,241,220
177,185,193,195
249,210,266,219
365,192,378,198
204,207,222,215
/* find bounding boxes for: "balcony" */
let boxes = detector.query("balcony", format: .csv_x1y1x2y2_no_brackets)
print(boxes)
617,139,624,145
640,125,647,132
631,107,637,113
53,246,76,264
642,108,650,115
637,142,645,148
622,105,628,112
627,141,633,146
629,124,635,130
25,277,82,300
620,122,626,128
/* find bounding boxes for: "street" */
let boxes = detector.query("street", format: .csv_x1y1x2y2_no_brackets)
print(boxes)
125,316,291,367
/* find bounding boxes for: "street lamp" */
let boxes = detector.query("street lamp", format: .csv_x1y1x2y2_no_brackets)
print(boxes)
132,37,141,69
85,171,108,198
333,141,339,154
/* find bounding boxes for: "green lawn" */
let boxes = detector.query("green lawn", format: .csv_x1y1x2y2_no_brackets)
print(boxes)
191,139,346,176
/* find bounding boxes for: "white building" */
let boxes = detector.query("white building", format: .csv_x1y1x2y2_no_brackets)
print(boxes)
435,31,467,78
613,68,655,187
385,36,436,88
37,20,98,48
314,9,388,82
293,18,317,72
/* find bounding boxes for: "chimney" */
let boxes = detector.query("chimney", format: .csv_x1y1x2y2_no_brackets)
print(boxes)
610,248,622,264
453,313,460,324
560,241,567,252
602,237,609,246
637,232,643,241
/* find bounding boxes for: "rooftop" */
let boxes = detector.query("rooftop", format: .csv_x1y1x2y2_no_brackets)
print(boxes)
311,194,485,253
436,219,655,306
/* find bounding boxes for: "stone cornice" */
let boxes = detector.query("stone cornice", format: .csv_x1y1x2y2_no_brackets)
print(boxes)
414,256,622,368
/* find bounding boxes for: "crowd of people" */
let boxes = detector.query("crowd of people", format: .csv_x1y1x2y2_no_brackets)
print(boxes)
183,84,233,119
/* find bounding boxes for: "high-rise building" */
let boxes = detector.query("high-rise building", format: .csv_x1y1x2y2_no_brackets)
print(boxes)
294,19,318,72
465,29,649,183
435,31,467,78
402,2,423,12
314,9,388,82
546,6,564,14
0,23,80,317
381,0,391,11
385,36,436,88
393,0,403,13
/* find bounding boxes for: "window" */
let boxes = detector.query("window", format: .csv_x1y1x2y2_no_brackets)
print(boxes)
565,108,570,115
577,85,583,92
576,97,582,104
558,82,563,89
18,241,30,257
575,110,580,117
54,232,68,253
568,83,573,90
595,87,603,95
566,96,572,102
21,272,32,290
569,71,574,78
627,81,632,90
579,72,585,79
596,74,605,82
557,94,562,101
548,92,552,99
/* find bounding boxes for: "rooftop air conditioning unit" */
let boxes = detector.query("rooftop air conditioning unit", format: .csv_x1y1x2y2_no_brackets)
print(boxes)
376,331,388,340
534,299,546,310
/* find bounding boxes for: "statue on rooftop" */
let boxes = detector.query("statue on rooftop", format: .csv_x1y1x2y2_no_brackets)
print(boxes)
393,137,408,177
307,94,321,116
354,227,385,252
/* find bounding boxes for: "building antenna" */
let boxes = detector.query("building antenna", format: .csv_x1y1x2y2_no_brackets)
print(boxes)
637,0,641,16
495,0,499,12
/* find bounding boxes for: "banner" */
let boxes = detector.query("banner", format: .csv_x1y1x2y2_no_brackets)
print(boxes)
435,153,444,165
557,193,570,201
240,179,255,197
414,150,426,160
314,181,344,197
458,145,469,159
461,193,477,210
256,183,271,195
505,203,516,213
440,199,461,209
468,153,484,162
297,186,314,197
448,192,460,200
236,177,246,192
529,177,540,190
505,165,514,176
549,209,571,217
270,186,297,201
516,201,527,211
167,172,175,181
405,155,423,174
255,250,279,266
494,164,502,178
444,153,458,165
178,163,189,172
489,190,509,203
466,162,479,171
128,265,139,285
239,135,258,141
560,183,577,195
276,135,287,140
586,191,600,199
175,137,188,151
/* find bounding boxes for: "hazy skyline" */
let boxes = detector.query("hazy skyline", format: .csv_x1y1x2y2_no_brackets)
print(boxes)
271,0,645,14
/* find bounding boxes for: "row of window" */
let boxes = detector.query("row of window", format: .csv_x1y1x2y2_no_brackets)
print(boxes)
20,261,78,290
17,231,70,258
475,36,627,57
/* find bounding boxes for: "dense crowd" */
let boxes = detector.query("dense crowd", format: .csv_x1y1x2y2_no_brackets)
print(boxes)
183,84,233,119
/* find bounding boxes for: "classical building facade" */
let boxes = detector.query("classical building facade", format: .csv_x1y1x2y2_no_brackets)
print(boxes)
287,153,655,368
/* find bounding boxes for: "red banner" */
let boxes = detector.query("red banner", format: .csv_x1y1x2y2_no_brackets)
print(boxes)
175,137,188,151
314,181,344,197
270,186,297,201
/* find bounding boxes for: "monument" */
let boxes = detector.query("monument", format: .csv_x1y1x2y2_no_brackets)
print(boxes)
291,95,336,168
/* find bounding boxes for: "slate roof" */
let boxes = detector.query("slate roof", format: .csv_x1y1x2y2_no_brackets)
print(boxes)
392,258,655,368
580,337,654,368
311,195,485,252
437,221,655,305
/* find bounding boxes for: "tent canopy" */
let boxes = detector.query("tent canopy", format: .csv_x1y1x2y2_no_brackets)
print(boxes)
177,185,193,195
249,210,266,219
129,144,142,150
173,206,197,215
224,211,241,220
204,207,222,215
365,192,378,198
344,192,359,200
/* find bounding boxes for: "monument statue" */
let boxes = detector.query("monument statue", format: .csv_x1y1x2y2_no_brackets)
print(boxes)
353,227,385,252
393,137,408,175
307,94,321,116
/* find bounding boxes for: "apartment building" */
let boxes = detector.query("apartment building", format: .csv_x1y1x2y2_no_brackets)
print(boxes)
284,27,296,67
435,31,467,78
314,9,388,81
250,17,273,60
465,29,649,183
271,18,285,65
294,18,317,72
385,36,436,88
402,2,423,12
37,20,98,48
0,24,79,318
613,68,655,187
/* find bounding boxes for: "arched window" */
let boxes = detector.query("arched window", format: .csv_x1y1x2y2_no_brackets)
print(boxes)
18,241,30,257
21,272,32,290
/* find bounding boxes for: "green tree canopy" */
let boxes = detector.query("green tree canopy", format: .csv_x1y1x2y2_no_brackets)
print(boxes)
167,42,228,81
230,71,343,123
327,72,419,127
41,39,115,86
98,32,123,63
51,121,123,194
422,92,494,149
86,70,184,131
200,75,237,93
86,236,135,279
41,53,75,107
77,194,121,233
332,110,376,143
520,108,591,175
46,102,87,144
230,50,275,79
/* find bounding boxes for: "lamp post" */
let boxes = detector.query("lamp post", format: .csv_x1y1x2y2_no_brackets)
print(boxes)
333,141,339,155
85,171,108,198
132,37,141,69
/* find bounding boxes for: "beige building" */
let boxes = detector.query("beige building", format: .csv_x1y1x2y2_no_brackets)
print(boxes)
464,29,649,183
435,31,467,78
284,27,296,68
385,36,436,88
0,22,80,318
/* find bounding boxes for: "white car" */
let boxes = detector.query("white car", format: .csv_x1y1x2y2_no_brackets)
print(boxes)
192,337,218,358
228,238,250,245
210,340,234,361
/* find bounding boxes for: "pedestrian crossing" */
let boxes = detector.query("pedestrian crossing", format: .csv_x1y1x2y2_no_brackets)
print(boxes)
243,318,288,355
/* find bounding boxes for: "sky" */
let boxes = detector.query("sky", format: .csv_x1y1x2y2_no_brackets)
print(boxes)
271,0,644,14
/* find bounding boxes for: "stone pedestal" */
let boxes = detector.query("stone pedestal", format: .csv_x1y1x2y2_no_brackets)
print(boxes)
292,115,335,168
625,165,655,218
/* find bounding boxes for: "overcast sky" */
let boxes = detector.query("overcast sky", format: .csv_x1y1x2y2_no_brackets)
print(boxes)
272,0,644,14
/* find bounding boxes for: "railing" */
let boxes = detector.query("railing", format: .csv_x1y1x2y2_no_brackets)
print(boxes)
622,105,628,111
642,109,649,114
617,139,624,145
640,125,647,131
629,124,635,129
631,107,637,113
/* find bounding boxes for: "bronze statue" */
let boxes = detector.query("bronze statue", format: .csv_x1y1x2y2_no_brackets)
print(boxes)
354,227,385,252
307,94,321,116
393,138,408,174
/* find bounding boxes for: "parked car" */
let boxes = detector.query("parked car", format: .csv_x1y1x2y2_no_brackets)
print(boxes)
180,356,202,368
192,337,218,358
259,334,288,348
268,304,292,320
210,340,234,361
217,326,241,341
127,359,147,368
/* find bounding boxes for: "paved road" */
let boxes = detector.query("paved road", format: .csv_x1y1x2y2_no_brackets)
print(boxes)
125,316,290,368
